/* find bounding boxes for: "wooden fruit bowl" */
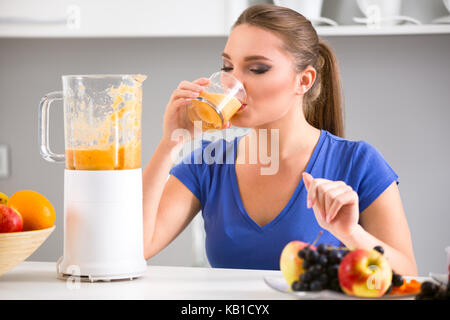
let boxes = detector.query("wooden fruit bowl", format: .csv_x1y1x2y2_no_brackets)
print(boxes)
0,226,55,276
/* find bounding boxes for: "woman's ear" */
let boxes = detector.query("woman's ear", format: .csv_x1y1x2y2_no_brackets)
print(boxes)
295,66,316,95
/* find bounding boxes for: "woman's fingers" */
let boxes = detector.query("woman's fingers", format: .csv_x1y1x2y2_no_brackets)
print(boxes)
178,79,209,92
327,190,359,223
170,78,210,105
192,77,210,86
172,79,209,100
303,172,356,223
172,88,200,101
169,97,191,112
303,173,317,207
324,185,353,223
305,177,328,220
163,78,211,146
303,172,316,207
312,181,340,221
318,181,347,210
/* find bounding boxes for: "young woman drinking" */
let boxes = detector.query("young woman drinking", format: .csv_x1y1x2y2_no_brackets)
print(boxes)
142,4,417,276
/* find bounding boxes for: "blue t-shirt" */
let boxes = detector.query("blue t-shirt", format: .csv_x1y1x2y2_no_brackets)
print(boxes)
169,129,399,270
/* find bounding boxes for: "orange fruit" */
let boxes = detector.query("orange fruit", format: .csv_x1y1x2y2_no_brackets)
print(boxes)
8,190,55,231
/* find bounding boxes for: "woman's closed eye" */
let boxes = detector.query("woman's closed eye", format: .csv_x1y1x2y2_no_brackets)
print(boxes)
249,64,271,74
221,64,272,74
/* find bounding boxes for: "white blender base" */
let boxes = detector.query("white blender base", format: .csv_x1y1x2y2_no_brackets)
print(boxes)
56,256,145,282
57,169,147,281
56,256,146,282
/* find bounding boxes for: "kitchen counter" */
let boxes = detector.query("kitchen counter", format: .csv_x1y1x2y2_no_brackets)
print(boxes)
0,262,427,300
0,261,293,300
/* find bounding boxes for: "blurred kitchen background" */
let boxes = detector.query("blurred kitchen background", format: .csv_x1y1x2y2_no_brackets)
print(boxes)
0,0,449,275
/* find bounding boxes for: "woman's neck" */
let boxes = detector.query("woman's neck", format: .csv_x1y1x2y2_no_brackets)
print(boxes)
250,102,321,162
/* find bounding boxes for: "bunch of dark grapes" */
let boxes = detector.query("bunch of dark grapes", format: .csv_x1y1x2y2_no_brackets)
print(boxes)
415,280,450,300
291,243,350,292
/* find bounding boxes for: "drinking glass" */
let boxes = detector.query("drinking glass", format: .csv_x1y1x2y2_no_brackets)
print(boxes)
187,71,246,131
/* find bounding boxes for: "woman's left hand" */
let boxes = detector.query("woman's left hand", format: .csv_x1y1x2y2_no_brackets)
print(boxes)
302,172,360,240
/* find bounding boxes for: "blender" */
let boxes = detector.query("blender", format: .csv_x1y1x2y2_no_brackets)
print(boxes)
39,74,147,281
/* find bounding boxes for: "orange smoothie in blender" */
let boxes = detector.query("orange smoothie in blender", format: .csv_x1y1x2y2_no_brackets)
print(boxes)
65,143,141,170
65,81,142,171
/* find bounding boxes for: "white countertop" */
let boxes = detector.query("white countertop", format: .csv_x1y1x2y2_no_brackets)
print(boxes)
0,261,292,300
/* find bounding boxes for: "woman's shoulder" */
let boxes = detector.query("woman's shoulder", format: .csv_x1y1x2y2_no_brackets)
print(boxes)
320,130,399,207
320,130,392,174
323,130,395,176
322,130,376,155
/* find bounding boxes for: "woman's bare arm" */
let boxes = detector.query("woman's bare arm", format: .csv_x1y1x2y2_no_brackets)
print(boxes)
142,141,201,260
303,173,418,276
143,78,210,260
342,182,418,276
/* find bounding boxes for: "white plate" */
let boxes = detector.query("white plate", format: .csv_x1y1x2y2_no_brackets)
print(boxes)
263,275,426,300
429,273,448,286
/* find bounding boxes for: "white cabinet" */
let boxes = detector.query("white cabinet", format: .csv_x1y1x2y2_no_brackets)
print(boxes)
0,0,228,37
0,0,449,37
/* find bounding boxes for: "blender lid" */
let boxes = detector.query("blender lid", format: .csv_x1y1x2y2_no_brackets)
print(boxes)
62,74,147,81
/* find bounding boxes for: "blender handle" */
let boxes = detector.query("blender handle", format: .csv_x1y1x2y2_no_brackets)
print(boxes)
39,91,65,163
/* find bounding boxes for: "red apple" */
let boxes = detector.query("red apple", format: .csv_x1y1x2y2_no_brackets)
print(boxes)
338,248,392,297
280,241,316,287
0,204,23,233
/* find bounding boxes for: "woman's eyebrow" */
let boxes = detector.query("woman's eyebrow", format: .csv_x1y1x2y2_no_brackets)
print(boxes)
221,52,272,62
244,55,272,62
222,52,232,60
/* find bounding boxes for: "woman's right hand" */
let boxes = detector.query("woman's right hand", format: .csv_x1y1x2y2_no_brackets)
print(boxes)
161,77,230,149
161,78,208,148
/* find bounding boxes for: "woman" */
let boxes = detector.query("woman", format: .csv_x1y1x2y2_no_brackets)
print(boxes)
143,5,417,276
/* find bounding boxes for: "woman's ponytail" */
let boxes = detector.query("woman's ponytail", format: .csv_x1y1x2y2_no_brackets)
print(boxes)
304,40,345,138
234,5,345,138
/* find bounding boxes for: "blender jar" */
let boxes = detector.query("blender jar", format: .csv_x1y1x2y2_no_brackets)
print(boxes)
39,74,148,281
39,74,146,170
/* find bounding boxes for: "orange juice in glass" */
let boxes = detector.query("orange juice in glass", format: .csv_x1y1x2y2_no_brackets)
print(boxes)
187,71,246,131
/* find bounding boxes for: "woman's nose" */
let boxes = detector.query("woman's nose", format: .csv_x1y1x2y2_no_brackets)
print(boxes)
226,67,241,82
230,71,246,93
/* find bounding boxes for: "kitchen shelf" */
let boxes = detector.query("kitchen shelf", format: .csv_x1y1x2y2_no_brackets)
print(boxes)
0,29,227,38
1,24,450,38
316,24,450,36
1,0,450,38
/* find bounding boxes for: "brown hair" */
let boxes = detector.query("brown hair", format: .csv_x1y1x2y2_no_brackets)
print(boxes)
233,4,345,138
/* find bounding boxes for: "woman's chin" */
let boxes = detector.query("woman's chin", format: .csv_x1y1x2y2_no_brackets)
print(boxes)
228,116,248,128
230,108,267,129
